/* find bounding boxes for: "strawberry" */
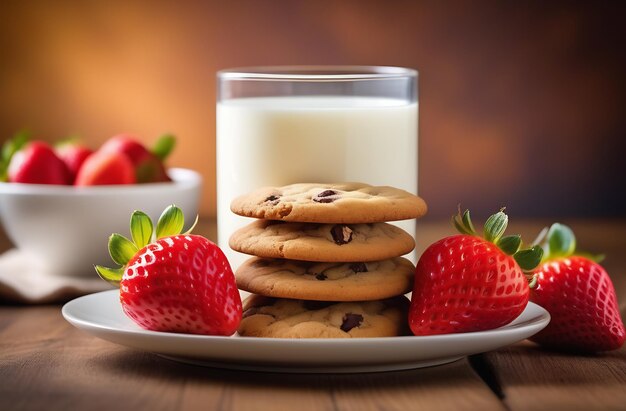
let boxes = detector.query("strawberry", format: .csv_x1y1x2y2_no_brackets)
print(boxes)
7,140,72,185
95,205,242,336
409,209,543,335
529,223,625,352
100,133,175,183
74,150,136,186
55,142,93,183
0,131,30,182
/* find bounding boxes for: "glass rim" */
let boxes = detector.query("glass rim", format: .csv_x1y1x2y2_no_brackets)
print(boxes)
217,65,417,81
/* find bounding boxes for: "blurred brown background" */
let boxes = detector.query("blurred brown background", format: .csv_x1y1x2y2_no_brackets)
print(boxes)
0,0,624,219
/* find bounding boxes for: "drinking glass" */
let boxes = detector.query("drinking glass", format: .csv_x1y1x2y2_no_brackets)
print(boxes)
217,66,418,269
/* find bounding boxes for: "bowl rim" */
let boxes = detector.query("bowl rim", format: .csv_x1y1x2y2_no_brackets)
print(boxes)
0,168,202,195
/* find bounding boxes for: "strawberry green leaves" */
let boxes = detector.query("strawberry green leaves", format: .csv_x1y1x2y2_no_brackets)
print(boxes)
484,210,508,243
156,205,184,239
94,266,125,286
94,204,198,286
453,209,476,236
498,235,522,255
131,211,153,249
152,134,176,161
546,223,576,259
108,234,138,265
452,207,544,274
537,222,604,263
514,245,544,271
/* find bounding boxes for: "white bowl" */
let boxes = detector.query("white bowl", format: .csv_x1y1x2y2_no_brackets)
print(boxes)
0,168,202,277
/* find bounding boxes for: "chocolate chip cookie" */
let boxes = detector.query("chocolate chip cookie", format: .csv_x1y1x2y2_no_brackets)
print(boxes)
230,182,427,223
238,294,410,338
228,220,415,262
236,257,415,301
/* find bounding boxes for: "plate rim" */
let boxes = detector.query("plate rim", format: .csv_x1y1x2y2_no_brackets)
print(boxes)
62,289,550,345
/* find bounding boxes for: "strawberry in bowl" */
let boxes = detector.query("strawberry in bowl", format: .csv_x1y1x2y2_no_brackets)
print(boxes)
96,205,242,336
99,133,174,183
0,132,201,277
1,132,175,186
75,149,136,186
5,138,72,185
409,208,543,335
55,140,93,184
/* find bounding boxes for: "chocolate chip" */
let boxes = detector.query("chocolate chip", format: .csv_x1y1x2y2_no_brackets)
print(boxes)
315,273,328,281
331,225,353,245
317,189,336,197
264,194,281,205
313,198,334,203
341,313,364,332
349,262,368,273
303,301,334,311
313,190,340,203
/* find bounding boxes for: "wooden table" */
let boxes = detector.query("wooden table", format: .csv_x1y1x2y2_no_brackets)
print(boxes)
1,219,625,411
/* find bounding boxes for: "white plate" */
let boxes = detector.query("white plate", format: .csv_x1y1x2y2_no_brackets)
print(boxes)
62,290,550,373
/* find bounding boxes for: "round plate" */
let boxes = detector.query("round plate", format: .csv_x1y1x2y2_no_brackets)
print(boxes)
62,290,550,373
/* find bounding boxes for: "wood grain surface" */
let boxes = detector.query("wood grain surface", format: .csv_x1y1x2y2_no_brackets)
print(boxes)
1,219,625,411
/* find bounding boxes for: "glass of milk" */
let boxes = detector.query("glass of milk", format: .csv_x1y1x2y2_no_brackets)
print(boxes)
217,66,418,269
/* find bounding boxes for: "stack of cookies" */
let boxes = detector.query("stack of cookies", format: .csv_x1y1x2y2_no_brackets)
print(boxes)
228,183,427,338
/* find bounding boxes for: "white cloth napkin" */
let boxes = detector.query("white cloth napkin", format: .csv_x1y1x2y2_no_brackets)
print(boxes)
0,249,113,304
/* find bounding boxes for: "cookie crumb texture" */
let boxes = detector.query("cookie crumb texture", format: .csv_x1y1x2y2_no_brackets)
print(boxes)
238,295,410,338
229,220,415,262
230,182,427,223
236,257,415,301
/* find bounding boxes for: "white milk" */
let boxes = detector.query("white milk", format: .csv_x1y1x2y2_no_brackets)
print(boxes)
216,96,418,269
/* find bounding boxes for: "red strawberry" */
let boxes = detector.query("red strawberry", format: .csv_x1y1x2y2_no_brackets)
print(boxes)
96,205,242,335
7,140,72,185
100,133,174,183
0,131,30,182
529,224,625,352
409,209,543,335
55,142,93,183
74,150,136,186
